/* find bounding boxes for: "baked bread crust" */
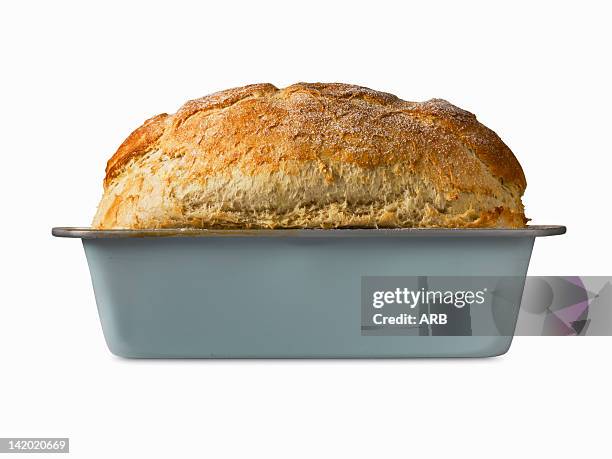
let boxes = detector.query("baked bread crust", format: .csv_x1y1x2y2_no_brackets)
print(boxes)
93,83,527,229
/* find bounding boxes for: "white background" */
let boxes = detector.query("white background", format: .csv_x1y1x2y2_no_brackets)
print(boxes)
1,1,610,457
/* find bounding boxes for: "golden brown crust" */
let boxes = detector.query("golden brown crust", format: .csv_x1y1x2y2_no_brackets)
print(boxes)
95,83,527,229
104,113,170,186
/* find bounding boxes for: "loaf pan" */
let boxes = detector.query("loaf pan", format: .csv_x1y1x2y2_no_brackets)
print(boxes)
53,226,565,358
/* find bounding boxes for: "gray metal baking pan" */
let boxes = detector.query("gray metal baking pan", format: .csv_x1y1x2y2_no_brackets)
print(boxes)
53,225,565,358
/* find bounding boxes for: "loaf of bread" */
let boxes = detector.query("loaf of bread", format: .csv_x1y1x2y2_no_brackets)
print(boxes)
93,83,527,229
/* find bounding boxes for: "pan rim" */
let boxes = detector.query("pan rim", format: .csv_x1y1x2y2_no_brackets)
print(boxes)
51,225,566,239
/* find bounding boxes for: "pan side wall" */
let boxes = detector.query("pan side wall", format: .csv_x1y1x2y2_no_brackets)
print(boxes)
82,237,535,358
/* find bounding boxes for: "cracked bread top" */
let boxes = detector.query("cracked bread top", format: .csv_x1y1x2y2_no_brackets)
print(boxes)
93,82,527,229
